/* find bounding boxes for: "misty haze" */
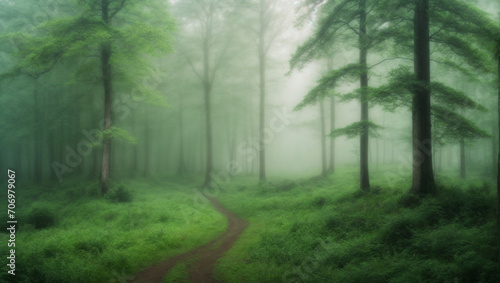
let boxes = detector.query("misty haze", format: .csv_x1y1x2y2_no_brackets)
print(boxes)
1,0,500,282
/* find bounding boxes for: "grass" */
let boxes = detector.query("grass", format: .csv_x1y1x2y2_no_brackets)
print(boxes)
214,166,500,283
1,166,498,282
0,177,226,283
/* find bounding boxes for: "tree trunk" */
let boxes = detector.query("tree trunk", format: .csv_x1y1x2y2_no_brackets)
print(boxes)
496,56,500,226
493,117,497,176
460,140,466,179
178,96,186,176
100,0,112,195
320,100,327,177
329,95,336,174
202,32,213,187
359,0,370,191
203,83,213,187
33,81,42,184
73,98,83,175
130,113,138,177
258,0,267,183
411,0,435,195
144,111,150,177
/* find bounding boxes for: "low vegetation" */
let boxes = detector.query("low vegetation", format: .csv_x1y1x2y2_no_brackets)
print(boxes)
0,177,226,283
215,167,499,283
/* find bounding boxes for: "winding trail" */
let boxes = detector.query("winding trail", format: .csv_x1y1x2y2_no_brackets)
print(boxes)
132,195,248,283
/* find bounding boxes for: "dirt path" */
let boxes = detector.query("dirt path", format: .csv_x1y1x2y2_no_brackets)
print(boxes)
132,195,248,283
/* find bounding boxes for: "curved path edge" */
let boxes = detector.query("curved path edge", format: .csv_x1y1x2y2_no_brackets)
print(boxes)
132,195,248,283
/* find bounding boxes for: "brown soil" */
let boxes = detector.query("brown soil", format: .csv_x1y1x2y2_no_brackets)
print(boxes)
132,195,248,283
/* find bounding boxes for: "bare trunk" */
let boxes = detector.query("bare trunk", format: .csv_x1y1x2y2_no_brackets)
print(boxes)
258,0,267,183
496,57,500,226
33,82,42,184
144,112,150,176
411,0,435,195
359,0,370,191
460,140,466,179
493,117,497,176
131,116,138,176
100,0,112,195
329,95,336,174
178,96,185,176
320,101,327,177
203,34,213,187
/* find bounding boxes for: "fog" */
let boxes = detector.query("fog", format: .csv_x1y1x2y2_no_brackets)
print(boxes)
1,0,500,282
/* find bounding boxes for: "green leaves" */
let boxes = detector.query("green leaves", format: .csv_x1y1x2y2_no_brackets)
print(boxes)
96,126,138,144
431,82,486,111
368,66,486,113
432,105,490,142
329,121,383,139
294,63,365,110
6,16,115,77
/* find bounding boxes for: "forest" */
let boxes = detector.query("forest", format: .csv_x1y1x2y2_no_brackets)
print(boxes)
1,0,500,282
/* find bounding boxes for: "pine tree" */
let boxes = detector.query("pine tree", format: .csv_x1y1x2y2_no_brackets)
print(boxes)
290,0,392,191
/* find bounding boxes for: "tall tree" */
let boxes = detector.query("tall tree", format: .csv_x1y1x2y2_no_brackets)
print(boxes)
240,0,289,182
371,0,499,194
5,0,175,194
411,0,434,194
290,0,390,191
319,100,327,177
326,57,336,174
173,0,235,187
329,95,336,173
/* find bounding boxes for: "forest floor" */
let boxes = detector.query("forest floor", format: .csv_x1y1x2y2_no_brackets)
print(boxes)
4,166,499,282
132,195,248,283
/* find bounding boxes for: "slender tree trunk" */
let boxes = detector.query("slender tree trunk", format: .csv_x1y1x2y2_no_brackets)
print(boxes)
73,99,83,175
144,111,150,177
203,83,213,187
382,114,386,165
411,0,435,195
493,117,497,176
131,114,138,176
178,96,185,176
329,95,336,174
100,0,112,195
258,0,267,183
496,56,500,226
320,100,327,177
203,32,213,187
460,140,466,179
359,0,370,191
391,141,395,162
33,81,42,184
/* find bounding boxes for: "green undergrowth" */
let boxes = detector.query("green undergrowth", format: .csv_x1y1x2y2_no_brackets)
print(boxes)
215,166,499,283
0,177,226,283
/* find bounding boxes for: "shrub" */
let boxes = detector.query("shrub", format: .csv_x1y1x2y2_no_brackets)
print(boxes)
258,183,275,194
436,186,466,220
380,216,415,250
274,180,295,192
460,186,494,226
106,185,132,203
398,193,421,208
26,207,57,229
85,183,100,198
